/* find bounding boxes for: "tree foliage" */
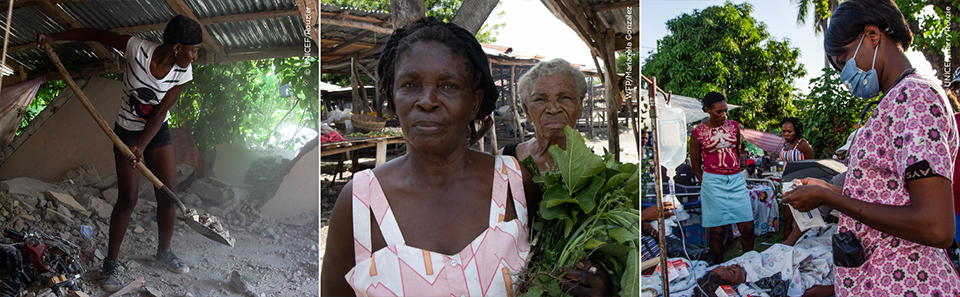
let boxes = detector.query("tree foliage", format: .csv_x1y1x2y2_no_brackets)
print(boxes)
172,57,318,152
795,67,869,158
894,0,959,85
641,1,807,131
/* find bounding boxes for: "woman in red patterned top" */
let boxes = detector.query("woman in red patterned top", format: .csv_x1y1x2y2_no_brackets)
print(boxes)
689,92,754,263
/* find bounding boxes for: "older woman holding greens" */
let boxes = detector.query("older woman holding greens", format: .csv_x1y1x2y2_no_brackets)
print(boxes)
320,18,606,297
500,58,586,172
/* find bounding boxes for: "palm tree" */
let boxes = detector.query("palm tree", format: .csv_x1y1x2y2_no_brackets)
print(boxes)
793,0,840,68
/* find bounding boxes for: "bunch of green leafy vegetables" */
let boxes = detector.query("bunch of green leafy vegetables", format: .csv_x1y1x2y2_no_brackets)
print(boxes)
518,126,640,297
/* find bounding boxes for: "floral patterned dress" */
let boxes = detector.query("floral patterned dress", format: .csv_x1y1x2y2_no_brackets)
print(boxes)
836,74,960,296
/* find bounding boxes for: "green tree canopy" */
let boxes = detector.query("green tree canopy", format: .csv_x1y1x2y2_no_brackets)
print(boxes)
796,67,868,158
894,0,958,86
641,1,807,131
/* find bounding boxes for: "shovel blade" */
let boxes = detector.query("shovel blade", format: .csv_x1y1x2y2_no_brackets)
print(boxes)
183,217,235,247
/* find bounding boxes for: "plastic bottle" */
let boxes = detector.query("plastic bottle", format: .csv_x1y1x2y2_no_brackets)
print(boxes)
657,105,690,234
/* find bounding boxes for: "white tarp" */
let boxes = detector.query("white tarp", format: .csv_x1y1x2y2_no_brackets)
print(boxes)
641,89,739,128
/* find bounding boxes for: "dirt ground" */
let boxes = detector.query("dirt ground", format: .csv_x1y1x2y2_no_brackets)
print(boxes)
318,122,640,277
2,176,320,297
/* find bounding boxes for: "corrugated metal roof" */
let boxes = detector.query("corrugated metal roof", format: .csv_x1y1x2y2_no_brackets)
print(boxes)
61,0,175,29
0,0,311,74
208,16,304,50
0,6,66,48
185,0,297,18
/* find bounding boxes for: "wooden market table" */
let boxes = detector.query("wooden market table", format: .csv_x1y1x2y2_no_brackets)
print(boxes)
321,136,405,178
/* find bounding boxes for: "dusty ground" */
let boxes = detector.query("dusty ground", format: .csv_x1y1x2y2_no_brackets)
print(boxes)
2,174,319,297
318,121,640,277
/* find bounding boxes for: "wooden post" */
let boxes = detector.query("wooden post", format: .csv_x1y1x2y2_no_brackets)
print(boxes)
350,56,362,114
512,65,522,143
602,29,620,161
588,76,595,136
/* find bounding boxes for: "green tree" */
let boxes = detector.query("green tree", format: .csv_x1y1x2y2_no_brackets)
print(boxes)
172,57,318,152
616,49,639,73
796,67,868,158
894,0,959,86
641,1,807,131
320,0,505,43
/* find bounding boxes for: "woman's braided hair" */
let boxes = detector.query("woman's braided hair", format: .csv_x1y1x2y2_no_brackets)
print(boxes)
376,17,499,120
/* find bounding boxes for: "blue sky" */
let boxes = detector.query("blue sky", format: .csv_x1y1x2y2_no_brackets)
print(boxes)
639,0,935,94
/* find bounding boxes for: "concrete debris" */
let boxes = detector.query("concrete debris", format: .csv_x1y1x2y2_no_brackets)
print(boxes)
63,165,102,186
0,180,8,193
92,174,117,189
229,271,257,297
46,191,86,212
94,249,104,260
82,196,113,219
5,177,58,197
134,226,145,233
126,260,141,269
187,179,229,205
45,208,74,225
102,188,118,205
176,164,195,186
107,276,145,297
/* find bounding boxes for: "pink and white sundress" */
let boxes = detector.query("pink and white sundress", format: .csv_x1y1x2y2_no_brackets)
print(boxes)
346,155,531,297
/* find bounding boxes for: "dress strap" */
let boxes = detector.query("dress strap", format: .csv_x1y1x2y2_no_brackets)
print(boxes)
351,170,374,264
350,170,406,265
493,155,528,228
366,171,406,246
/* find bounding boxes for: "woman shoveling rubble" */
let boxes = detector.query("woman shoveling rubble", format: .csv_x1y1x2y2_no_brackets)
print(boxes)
36,15,202,292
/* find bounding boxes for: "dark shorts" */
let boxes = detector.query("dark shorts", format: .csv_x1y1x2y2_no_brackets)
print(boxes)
113,122,173,150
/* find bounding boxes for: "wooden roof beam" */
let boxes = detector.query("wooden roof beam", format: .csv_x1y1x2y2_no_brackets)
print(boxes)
589,1,637,12
320,11,390,25
320,17,394,34
164,0,224,61
295,0,319,44
321,30,374,55
35,0,114,60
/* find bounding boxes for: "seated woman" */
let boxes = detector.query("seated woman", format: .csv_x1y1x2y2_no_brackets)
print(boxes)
320,17,605,296
695,227,837,297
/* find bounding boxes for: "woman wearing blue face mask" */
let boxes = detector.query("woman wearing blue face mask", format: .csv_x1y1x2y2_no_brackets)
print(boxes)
782,0,960,295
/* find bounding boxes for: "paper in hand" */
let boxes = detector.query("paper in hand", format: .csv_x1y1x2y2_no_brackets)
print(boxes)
782,180,827,231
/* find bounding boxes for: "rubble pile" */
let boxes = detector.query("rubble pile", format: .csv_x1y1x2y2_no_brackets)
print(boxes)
0,158,320,296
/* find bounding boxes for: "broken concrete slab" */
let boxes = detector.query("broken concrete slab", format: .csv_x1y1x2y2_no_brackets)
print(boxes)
83,196,113,219
259,144,318,218
63,164,102,186
0,181,8,193
44,208,73,225
4,177,59,197
92,174,117,189
46,191,86,212
102,188,118,205
176,164,194,186
229,270,257,297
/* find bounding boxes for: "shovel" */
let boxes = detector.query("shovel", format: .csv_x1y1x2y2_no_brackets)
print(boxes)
42,44,235,247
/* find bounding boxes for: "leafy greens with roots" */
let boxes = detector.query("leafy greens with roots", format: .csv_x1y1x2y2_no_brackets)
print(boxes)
518,126,640,297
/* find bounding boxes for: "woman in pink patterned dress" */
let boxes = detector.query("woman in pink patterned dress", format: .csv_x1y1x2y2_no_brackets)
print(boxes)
320,17,608,297
783,0,960,296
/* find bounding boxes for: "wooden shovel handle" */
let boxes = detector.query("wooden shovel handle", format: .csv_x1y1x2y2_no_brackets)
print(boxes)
41,45,186,212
